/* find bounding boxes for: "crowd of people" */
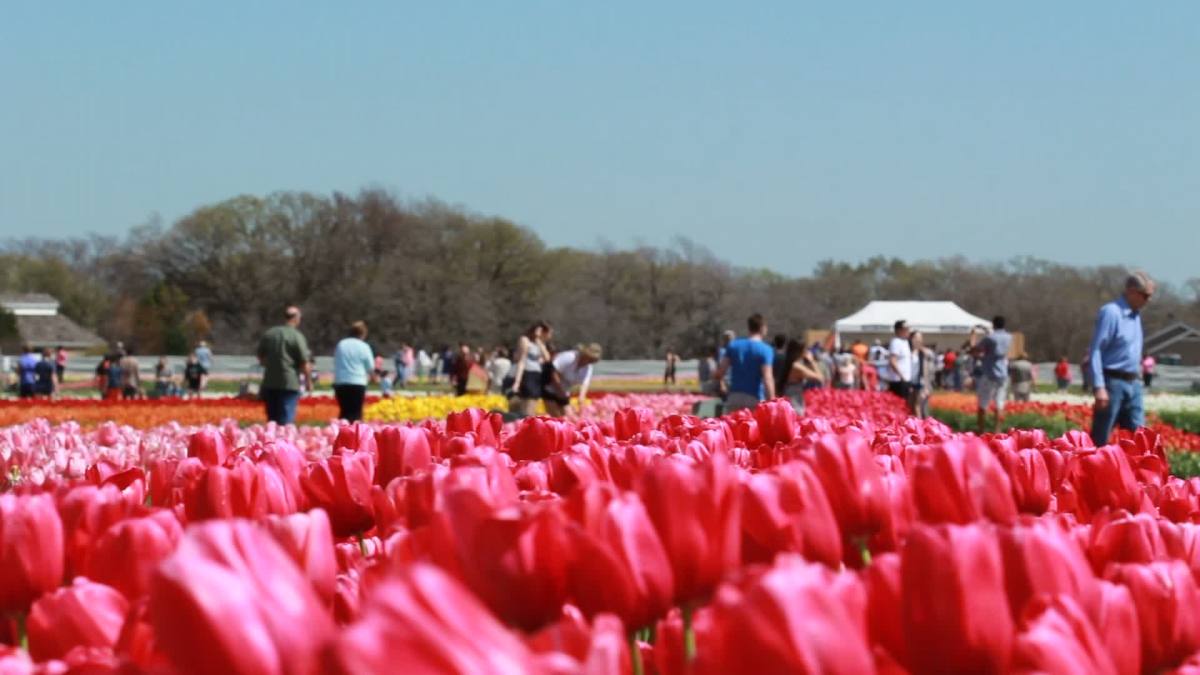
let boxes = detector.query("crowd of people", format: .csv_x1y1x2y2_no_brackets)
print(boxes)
255,309,606,425
2,271,1163,450
693,270,1160,447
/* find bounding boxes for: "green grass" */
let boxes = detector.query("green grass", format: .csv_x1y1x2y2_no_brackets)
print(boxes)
928,407,1080,439
1169,452,1200,479
1157,410,1200,435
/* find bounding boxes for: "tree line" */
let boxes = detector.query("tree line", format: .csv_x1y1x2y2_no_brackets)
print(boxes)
3,188,1198,361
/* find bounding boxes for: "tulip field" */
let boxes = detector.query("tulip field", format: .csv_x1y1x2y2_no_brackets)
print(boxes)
5,389,1200,673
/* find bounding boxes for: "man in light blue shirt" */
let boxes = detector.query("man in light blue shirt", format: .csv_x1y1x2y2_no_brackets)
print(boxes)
1088,271,1154,446
333,320,376,422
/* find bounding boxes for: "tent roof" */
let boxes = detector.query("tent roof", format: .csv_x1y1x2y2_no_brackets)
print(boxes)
834,301,991,334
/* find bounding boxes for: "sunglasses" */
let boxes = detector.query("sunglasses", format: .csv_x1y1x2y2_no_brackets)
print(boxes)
1134,289,1153,300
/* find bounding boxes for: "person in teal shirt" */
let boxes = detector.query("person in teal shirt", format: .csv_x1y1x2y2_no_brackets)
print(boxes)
332,320,376,422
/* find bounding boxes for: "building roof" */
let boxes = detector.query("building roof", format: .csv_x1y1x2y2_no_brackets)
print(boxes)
13,314,106,350
0,292,59,306
1145,321,1200,353
835,301,992,334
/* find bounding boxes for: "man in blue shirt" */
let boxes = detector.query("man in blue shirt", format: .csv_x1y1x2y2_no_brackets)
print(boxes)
713,313,775,412
1088,271,1154,446
15,345,39,399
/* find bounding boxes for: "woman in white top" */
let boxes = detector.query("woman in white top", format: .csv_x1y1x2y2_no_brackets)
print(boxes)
509,320,552,416
486,346,513,393
544,343,602,417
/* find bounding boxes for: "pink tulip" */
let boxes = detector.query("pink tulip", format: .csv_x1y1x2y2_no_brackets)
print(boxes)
150,519,334,675
0,493,64,613
187,429,229,467
699,554,874,674
374,426,433,486
321,564,535,674
564,483,674,630
86,509,184,600
27,578,128,661
638,453,741,605
901,523,1013,673
1106,561,1200,673
261,508,338,606
303,450,376,537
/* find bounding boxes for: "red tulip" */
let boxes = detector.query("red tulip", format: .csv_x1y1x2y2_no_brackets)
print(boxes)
869,454,915,552
0,493,64,613
185,458,284,521
507,417,575,461
375,426,433,486
998,447,1052,515
333,422,377,456
548,446,603,495
526,605,632,675
86,509,183,600
1088,580,1142,675
261,508,337,606
1011,595,1119,675
149,519,334,675
563,483,674,630
443,489,571,631
321,563,536,674
901,523,1013,673
999,519,1098,622
806,432,889,564
614,408,655,441
753,398,799,445
699,554,874,675
303,449,376,537
26,578,128,661
1069,447,1147,519
514,461,551,492
187,429,230,467
740,461,841,567
638,453,741,605
58,483,144,577
1106,561,1200,673
254,441,310,512
1087,511,1168,570
446,408,501,447
910,438,1017,525
443,447,519,507
864,552,907,668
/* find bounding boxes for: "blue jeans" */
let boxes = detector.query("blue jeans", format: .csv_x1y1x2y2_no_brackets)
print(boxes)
262,388,301,425
1090,378,1144,446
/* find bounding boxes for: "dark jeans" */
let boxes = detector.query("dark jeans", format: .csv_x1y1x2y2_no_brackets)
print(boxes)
334,384,367,422
262,388,301,425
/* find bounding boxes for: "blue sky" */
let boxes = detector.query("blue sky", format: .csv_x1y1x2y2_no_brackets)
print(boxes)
2,2,1197,284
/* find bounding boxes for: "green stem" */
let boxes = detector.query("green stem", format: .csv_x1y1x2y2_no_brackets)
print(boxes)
16,613,27,652
856,536,872,566
683,605,697,663
628,632,644,675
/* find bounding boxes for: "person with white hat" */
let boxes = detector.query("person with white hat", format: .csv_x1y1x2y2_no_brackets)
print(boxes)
543,343,603,417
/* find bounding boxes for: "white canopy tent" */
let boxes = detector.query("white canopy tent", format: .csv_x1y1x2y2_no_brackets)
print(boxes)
834,301,991,342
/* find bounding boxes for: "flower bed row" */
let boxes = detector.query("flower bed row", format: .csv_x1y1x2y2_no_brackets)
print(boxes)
0,392,708,430
1,389,1200,672
929,392,1200,453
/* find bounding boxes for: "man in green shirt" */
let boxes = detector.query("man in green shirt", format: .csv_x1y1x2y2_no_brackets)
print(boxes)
257,305,313,424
